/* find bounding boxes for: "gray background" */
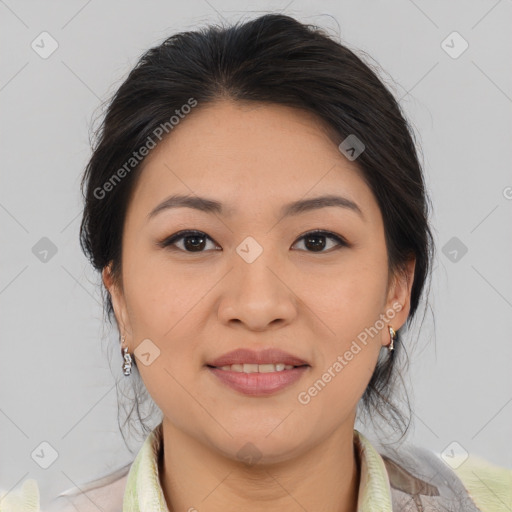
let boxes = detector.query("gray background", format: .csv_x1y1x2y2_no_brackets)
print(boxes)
1,0,511,507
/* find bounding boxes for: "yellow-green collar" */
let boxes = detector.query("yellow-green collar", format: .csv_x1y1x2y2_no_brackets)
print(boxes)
122,423,393,512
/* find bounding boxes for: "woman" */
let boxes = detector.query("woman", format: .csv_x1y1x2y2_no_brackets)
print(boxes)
4,12,510,512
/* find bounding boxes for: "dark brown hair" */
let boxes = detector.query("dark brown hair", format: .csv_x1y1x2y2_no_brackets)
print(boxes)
80,13,435,449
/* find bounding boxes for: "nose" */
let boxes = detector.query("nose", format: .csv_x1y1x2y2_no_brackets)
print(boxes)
217,252,298,331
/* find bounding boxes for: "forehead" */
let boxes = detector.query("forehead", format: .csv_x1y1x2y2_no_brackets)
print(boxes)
141,99,350,174
126,100,378,223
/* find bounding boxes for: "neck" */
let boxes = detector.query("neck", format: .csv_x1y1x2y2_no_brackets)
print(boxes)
158,418,360,512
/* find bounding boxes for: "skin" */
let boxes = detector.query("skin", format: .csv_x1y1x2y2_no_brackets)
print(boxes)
103,99,415,512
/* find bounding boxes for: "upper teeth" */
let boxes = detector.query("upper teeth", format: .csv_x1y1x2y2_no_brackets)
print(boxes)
218,363,295,373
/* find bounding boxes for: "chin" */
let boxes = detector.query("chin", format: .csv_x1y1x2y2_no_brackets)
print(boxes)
209,428,310,467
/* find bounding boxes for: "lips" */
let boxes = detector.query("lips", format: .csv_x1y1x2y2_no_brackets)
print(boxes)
206,348,309,368
208,365,309,396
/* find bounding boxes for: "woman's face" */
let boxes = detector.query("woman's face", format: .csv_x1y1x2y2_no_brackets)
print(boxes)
104,99,414,463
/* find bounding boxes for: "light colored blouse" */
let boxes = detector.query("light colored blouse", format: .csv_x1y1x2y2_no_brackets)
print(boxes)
2,422,511,511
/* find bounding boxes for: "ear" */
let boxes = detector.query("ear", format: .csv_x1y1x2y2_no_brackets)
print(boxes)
102,262,132,346
381,256,416,347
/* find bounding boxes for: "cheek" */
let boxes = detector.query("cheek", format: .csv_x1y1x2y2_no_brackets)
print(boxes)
120,263,207,417
299,257,388,334
121,253,205,418
300,345,379,426
299,253,387,394
122,246,201,331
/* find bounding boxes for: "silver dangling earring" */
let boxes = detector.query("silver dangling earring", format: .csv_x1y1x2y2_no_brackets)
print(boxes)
388,326,396,352
121,336,132,376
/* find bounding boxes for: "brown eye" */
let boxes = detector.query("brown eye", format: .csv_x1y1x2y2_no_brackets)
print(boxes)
158,230,219,253
292,230,347,253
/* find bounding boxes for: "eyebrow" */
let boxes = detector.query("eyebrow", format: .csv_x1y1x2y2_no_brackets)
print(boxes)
147,193,364,221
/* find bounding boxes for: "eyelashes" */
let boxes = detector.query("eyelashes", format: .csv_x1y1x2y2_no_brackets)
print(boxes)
158,230,219,253
157,229,349,254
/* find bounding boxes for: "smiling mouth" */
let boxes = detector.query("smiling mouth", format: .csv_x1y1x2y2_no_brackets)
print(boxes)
206,364,311,396
206,363,309,373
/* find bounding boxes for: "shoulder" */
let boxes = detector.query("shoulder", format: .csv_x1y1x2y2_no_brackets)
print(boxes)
451,454,512,512
0,479,39,512
367,433,512,512
43,465,130,512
